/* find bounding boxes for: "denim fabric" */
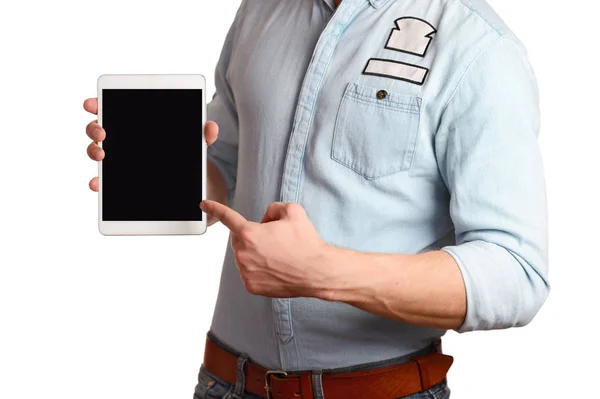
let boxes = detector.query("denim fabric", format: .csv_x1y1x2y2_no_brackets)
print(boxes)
206,0,549,371
193,366,451,399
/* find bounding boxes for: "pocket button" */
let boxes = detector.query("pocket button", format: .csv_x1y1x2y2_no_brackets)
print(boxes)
377,90,388,100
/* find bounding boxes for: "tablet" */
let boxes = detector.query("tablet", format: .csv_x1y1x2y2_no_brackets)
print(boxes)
97,74,207,235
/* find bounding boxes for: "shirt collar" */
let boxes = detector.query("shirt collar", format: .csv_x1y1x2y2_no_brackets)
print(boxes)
323,0,394,10
368,0,394,8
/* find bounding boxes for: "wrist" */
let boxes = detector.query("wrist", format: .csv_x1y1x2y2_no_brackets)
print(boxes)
313,248,400,304
310,244,348,302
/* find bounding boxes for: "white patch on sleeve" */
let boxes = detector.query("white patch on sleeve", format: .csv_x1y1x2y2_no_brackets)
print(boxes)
363,58,429,86
385,17,437,57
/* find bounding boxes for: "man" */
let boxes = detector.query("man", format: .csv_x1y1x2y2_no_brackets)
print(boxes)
84,0,549,398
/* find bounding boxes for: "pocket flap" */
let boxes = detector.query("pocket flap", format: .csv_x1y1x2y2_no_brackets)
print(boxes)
343,83,421,113
331,83,422,179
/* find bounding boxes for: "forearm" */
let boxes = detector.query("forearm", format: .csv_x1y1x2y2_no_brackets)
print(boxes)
206,159,228,226
318,248,467,330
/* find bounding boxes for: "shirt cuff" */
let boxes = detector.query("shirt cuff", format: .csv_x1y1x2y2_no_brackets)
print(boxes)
441,240,526,333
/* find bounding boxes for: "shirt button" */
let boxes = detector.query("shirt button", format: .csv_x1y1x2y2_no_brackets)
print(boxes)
377,90,388,100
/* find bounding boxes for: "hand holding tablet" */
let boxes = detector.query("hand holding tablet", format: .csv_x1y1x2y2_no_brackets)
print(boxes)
86,74,209,236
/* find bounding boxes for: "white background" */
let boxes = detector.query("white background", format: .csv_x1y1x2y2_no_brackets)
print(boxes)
0,1,598,398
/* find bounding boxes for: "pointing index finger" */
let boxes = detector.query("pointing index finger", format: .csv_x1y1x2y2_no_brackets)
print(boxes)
201,200,248,234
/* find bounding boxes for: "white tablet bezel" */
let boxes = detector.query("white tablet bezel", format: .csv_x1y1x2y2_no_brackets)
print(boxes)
97,74,207,236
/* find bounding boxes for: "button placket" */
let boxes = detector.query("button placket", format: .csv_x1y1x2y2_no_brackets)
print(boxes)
273,0,368,369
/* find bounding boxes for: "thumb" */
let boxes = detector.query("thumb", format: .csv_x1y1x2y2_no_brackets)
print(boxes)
205,121,219,147
260,202,291,224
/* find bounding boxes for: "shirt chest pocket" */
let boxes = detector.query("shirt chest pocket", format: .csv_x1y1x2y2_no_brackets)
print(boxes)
331,83,421,179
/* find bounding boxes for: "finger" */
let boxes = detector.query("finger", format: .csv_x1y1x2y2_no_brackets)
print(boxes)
83,98,98,115
260,202,289,224
89,176,99,192
200,200,248,233
86,120,106,142
87,142,105,161
205,121,219,147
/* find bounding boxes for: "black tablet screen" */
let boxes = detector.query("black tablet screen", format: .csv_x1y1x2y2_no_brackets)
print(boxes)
101,89,203,221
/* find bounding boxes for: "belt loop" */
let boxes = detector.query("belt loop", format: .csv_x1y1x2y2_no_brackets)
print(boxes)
414,356,431,391
227,353,249,399
311,369,325,399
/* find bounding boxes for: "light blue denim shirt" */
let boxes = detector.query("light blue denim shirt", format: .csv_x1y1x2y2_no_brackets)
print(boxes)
206,0,549,371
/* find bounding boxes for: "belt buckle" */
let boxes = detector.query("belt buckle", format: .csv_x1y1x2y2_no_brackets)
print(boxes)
265,370,288,399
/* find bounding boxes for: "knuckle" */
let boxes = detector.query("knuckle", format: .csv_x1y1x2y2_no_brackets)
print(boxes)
238,225,256,244
234,249,251,268
286,203,304,216
234,254,243,267
236,250,253,268
243,279,259,295
234,253,245,269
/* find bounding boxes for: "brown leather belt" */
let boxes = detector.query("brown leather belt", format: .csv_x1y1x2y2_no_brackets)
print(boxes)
202,335,453,399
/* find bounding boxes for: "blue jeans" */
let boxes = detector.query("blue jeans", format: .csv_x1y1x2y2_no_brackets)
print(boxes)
193,364,451,399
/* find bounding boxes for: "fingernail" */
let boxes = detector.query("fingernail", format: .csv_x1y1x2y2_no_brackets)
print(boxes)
200,201,206,211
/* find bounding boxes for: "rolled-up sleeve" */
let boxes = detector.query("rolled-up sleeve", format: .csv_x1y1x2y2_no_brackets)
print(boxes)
206,6,243,207
435,36,550,333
